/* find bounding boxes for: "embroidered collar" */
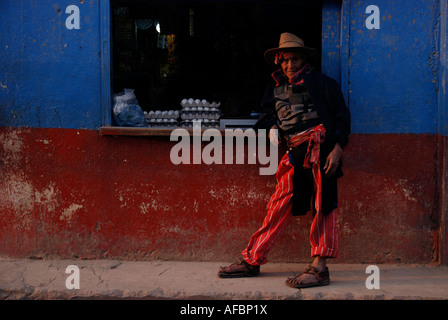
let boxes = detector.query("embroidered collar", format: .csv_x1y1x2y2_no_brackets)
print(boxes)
271,63,312,87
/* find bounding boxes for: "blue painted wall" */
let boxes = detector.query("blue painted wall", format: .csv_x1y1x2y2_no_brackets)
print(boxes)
0,0,103,129
344,0,442,134
0,0,446,134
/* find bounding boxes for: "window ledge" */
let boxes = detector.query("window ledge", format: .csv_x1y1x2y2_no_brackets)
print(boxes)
100,120,259,136
99,126,178,136
99,126,231,136
99,125,260,137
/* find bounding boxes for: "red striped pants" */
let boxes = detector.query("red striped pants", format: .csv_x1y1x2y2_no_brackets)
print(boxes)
242,152,339,266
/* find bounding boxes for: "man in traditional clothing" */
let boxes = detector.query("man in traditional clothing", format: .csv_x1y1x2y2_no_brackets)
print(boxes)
218,33,351,288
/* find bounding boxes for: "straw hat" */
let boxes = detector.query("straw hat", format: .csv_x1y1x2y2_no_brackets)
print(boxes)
264,32,318,64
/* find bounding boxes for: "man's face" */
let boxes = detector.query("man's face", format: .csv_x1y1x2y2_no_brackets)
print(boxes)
280,52,304,80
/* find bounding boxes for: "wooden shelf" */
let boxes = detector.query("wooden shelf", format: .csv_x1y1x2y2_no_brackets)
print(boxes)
100,126,180,136
99,126,260,137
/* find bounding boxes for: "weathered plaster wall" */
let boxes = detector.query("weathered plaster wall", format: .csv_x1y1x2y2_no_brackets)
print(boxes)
0,1,102,129
0,128,439,263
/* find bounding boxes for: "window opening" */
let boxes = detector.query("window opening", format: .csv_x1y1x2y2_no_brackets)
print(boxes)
111,0,322,129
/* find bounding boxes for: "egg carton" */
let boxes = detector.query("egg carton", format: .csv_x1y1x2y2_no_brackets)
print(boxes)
181,110,221,120
144,110,180,119
180,119,220,128
146,118,179,127
180,98,221,109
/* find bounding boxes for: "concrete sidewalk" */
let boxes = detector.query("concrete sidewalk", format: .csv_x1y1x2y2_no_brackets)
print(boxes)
0,258,447,300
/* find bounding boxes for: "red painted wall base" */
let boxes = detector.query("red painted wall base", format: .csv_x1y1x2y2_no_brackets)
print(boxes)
0,127,441,263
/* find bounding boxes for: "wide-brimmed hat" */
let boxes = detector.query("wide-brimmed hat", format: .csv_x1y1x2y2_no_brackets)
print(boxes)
264,33,318,64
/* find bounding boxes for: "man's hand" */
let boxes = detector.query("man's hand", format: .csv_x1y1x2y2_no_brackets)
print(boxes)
269,125,280,146
324,143,342,177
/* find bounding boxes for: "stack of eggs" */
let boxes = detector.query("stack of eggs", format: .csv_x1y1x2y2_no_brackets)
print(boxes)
180,98,221,128
144,110,180,128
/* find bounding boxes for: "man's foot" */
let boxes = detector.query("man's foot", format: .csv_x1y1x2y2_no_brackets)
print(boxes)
285,265,330,288
218,258,260,278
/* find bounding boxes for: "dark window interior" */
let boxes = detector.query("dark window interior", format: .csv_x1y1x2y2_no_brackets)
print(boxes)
111,0,322,122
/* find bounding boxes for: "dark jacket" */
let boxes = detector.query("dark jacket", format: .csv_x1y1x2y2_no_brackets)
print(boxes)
254,69,351,216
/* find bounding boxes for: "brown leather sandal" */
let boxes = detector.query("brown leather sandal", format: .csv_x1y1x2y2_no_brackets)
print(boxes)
285,265,330,288
218,258,260,278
